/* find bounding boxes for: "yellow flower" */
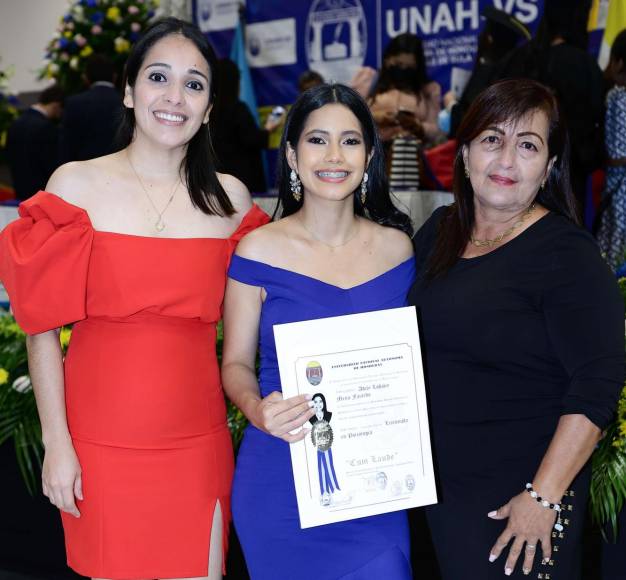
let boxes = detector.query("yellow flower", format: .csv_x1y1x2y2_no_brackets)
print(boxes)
64,31,72,39
107,6,121,20
59,328,72,349
114,37,131,53
80,45,93,58
0,368,9,385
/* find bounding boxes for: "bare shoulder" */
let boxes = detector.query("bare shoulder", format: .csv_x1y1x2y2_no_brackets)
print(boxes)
217,172,253,215
234,218,290,262
45,153,120,208
369,221,413,263
45,160,97,207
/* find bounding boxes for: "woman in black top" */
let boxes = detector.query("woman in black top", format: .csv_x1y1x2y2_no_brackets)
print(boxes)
409,79,623,579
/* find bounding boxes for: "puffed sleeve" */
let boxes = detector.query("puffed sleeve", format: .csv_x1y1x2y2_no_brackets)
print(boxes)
0,191,94,334
543,226,624,429
229,204,270,244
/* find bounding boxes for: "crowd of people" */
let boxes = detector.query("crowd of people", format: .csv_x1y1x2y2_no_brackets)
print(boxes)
0,4,625,580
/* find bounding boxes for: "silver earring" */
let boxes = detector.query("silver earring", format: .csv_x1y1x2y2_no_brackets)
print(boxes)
540,178,547,190
290,169,302,202
360,172,368,205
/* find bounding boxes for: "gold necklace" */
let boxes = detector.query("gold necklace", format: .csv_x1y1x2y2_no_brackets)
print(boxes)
298,215,361,249
470,203,536,248
127,151,180,232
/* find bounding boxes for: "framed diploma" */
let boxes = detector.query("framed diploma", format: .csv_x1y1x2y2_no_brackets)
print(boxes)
273,306,437,529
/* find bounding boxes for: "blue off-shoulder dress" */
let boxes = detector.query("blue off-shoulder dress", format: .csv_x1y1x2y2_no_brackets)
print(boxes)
228,254,415,580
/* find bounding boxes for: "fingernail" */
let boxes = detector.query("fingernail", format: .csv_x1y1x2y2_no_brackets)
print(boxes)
505,567,512,576
542,558,549,565
523,568,530,575
489,554,497,562
305,393,312,400
487,510,497,518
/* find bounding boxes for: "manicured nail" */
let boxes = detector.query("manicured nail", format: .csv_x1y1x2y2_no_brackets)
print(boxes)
487,510,497,518
542,558,549,565
505,567,512,576
489,554,497,562
523,568,530,575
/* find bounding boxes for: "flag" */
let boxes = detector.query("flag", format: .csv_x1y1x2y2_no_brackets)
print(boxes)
598,0,626,68
230,11,259,125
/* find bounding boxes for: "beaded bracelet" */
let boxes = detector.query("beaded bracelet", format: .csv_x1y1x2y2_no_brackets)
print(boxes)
525,483,564,531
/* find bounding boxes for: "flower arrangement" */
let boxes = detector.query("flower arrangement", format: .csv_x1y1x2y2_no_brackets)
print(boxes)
41,0,159,93
0,312,248,493
590,277,626,539
0,64,19,163
0,312,41,494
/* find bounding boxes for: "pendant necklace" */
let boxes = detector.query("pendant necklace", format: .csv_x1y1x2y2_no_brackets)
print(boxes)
127,151,180,232
470,203,536,248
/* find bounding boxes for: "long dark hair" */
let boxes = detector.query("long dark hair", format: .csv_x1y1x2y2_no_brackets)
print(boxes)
426,78,578,280
276,83,412,235
371,33,429,97
117,17,233,216
607,29,626,89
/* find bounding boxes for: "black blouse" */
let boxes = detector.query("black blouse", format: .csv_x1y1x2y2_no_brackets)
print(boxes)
409,208,624,432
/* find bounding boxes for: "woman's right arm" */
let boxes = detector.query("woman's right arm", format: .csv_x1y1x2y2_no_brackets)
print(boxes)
221,276,314,443
27,331,82,517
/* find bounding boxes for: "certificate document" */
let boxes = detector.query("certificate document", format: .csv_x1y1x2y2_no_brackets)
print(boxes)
273,306,437,529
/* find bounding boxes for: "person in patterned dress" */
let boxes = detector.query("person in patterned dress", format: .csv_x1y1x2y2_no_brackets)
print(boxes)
598,30,626,269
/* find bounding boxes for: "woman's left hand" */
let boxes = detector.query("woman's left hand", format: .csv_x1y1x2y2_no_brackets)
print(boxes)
487,491,556,576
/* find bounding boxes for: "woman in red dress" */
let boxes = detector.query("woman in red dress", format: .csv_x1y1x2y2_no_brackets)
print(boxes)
0,18,268,580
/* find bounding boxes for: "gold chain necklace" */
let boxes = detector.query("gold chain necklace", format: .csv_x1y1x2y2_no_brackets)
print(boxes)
470,203,536,248
298,215,361,249
127,151,180,232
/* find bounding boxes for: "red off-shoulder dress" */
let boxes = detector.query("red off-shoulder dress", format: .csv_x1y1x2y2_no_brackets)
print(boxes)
0,191,269,579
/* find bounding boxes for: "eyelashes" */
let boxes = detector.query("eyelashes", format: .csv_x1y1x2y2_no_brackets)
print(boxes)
147,71,205,91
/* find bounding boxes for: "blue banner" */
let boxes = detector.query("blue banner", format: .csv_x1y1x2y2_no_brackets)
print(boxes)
195,0,552,107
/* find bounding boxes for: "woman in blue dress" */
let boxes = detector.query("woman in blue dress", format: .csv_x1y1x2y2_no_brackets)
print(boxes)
221,84,415,580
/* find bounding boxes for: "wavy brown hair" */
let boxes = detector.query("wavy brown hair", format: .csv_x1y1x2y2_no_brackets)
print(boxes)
426,78,579,280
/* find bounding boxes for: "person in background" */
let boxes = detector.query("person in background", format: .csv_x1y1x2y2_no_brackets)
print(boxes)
369,33,443,148
298,69,324,93
210,58,283,193
597,29,626,270
493,0,603,218
221,83,414,580
6,84,64,201
409,79,623,579
443,6,530,138
59,53,123,162
369,33,444,191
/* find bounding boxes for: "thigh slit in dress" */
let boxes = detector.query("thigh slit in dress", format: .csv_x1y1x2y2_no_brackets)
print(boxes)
0,191,269,579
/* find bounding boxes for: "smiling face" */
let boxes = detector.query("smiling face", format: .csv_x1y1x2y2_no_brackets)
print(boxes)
313,395,325,419
287,103,369,203
124,33,212,149
463,109,554,214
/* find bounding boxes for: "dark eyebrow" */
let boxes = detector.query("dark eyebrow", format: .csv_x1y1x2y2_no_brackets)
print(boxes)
517,131,544,145
145,63,209,82
303,129,363,138
485,126,545,145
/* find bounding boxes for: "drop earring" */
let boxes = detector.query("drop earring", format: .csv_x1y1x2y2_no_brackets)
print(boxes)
360,172,368,205
290,169,302,202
